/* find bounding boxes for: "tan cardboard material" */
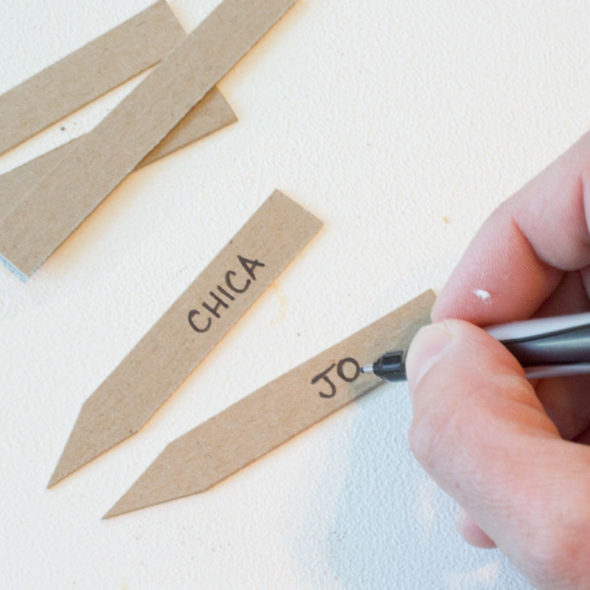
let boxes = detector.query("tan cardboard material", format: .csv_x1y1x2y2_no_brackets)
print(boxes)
0,88,237,219
138,87,237,169
49,191,322,487
0,0,297,278
0,1,186,155
105,290,436,518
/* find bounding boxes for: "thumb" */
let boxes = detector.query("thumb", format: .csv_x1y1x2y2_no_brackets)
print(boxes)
406,320,590,589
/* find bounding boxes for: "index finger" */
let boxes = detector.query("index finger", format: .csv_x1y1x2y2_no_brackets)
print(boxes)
433,133,590,324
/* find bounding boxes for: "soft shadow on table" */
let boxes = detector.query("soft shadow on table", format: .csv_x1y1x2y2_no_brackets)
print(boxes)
291,382,532,590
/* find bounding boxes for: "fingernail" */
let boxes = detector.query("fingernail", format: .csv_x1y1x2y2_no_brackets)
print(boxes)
406,322,453,390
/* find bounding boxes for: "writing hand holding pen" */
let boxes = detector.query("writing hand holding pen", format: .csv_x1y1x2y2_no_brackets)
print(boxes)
403,134,590,589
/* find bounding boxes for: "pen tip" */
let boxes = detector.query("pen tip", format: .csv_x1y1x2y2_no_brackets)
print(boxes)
360,365,374,374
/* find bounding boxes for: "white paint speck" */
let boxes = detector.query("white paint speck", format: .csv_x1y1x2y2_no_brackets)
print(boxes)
474,289,491,301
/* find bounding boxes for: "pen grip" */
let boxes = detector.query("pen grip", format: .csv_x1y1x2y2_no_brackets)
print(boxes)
501,325,590,366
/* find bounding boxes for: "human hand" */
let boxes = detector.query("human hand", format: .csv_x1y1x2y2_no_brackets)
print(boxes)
406,133,590,589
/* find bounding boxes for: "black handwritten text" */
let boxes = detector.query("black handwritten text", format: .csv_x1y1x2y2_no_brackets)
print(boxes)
187,255,265,333
311,357,361,398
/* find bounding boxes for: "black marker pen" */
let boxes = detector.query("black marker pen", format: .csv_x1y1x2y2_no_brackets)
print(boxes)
361,312,590,381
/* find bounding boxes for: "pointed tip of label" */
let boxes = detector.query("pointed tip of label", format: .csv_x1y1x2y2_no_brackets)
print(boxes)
102,507,118,520
47,432,99,488
103,494,149,519
47,473,60,489
47,458,74,489
102,487,143,519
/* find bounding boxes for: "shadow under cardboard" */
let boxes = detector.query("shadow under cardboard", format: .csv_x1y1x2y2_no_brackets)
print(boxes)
290,382,532,590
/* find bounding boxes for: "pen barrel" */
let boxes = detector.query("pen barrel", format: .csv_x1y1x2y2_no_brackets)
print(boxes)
501,325,590,366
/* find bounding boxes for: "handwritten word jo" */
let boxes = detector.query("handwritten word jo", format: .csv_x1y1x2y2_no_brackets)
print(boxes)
311,357,361,398
187,255,265,333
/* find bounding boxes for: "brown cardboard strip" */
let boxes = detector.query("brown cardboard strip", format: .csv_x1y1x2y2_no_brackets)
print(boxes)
104,290,436,518
0,0,296,278
49,191,322,487
0,1,185,155
138,87,237,169
0,88,237,220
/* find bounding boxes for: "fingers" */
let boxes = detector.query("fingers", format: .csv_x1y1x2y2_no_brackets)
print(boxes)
407,320,590,589
456,509,496,549
533,270,590,318
433,132,590,325
535,375,590,440
527,271,590,440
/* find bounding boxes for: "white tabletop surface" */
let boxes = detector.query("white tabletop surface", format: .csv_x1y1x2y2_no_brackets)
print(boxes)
2,1,587,588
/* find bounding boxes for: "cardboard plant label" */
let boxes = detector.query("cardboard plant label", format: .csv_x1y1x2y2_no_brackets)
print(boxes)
105,290,436,518
0,0,297,277
49,191,322,488
0,1,186,155
0,88,237,222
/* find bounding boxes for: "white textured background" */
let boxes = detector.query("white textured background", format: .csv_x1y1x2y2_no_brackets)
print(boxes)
1,1,588,588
